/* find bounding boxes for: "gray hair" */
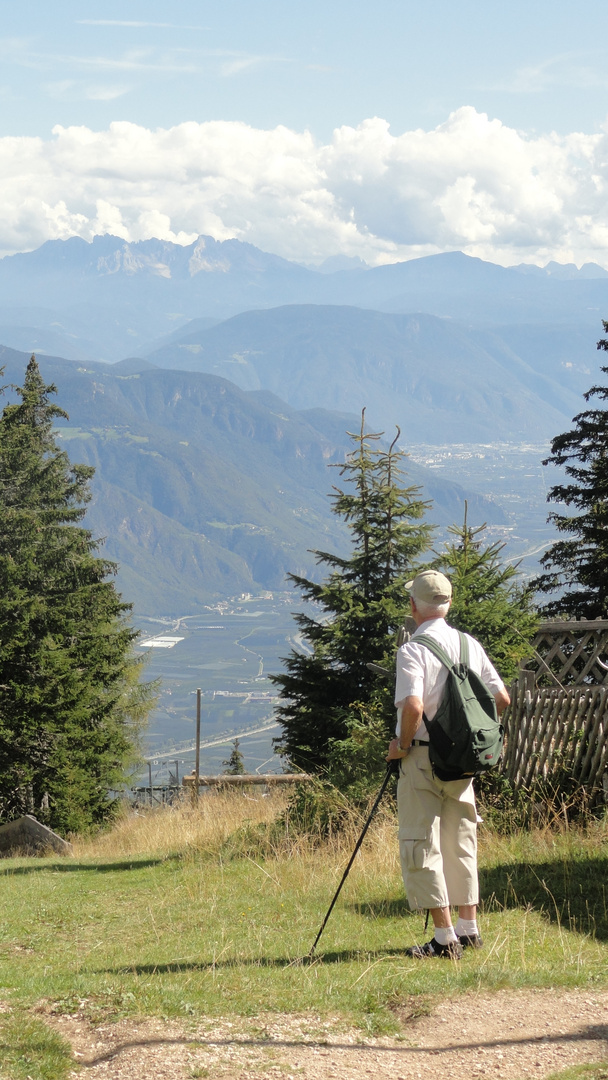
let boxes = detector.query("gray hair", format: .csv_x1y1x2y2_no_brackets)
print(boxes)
414,598,450,621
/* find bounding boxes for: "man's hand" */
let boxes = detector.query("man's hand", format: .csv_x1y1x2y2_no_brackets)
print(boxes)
386,738,408,761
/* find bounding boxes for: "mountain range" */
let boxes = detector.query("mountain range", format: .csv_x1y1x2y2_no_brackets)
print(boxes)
0,235,606,381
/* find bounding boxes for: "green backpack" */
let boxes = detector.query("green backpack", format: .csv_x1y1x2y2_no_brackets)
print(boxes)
415,631,504,782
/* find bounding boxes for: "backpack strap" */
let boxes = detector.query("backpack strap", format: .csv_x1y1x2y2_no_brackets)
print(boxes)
457,630,469,667
415,630,470,670
415,633,457,730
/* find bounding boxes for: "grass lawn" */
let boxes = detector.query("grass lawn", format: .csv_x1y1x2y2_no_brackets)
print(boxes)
1,793,608,1078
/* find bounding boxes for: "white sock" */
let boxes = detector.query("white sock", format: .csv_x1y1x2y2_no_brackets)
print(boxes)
455,917,478,938
434,925,458,946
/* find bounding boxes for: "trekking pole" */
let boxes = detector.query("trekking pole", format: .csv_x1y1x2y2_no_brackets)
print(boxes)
308,624,410,957
309,759,399,956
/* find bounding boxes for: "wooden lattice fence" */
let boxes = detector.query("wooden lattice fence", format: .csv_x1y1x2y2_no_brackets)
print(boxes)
501,619,608,803
502,680,608,800
524,618,608,686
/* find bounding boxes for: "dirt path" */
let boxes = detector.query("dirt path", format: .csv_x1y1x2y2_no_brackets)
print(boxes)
45,988,608,1079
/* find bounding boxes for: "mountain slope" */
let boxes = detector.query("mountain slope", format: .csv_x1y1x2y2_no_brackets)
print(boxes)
144,305,583,442
0,346,504,614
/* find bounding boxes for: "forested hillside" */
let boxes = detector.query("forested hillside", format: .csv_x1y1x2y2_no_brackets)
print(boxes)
0,346,504,613
145,305,583,442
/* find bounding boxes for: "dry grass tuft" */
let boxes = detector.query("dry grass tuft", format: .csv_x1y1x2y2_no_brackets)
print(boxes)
72,789,289,860
70,784,403,873
477,810,608,867
72,780,607,879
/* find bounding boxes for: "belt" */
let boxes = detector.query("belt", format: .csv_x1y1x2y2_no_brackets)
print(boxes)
411,739,429,747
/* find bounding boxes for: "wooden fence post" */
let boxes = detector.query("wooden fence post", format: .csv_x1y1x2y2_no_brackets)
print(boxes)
194,688,201,802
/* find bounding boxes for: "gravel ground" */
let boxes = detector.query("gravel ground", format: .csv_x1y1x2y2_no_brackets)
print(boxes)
43,988,608,1079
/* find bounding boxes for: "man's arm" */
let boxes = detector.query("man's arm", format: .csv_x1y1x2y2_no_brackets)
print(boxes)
495,687,510,715
387,696,424,760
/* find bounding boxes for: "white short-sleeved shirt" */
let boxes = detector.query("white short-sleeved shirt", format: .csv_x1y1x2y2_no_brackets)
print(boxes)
394,618,505,741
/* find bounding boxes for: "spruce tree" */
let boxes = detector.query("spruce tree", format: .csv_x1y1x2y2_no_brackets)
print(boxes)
272,414,432,772
0,357,153,833
222,739,246,775
435,506,538,682
536,323,608,617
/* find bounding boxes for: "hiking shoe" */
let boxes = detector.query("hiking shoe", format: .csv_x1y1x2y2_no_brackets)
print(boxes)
458,933,483,950
405,937,463,959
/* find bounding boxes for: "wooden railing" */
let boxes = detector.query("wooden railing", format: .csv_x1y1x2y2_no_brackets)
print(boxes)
182,773,312,788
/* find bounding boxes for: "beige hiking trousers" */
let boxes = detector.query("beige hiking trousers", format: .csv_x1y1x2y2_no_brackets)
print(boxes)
397,745,479,910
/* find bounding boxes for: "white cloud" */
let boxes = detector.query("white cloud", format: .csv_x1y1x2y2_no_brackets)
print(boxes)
0,38,287,80
77,21,209,30
67,49,198,74
220,56,265,77
43,80,131,102
0,38,200,76
84,84,131,101
496,51,608,94
44,80,77,98
1,109,608,267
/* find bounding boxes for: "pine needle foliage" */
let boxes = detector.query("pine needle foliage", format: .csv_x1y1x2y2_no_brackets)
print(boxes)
435,504,539,681
222,738,246,775
0,357,154,833
272,412,432,772
536,323,608,617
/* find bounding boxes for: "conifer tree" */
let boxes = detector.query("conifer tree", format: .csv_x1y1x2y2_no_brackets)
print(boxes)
536,324,608,617
0,357,153,832
435,506,538,681
222,738,246,775
272,414,432,772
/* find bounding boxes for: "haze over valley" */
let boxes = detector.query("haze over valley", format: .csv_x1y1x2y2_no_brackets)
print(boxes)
0,235,588,775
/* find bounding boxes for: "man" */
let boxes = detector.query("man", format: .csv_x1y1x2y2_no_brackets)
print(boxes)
387,569,510,959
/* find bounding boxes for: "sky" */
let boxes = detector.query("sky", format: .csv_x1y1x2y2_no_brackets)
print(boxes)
2,0,608,267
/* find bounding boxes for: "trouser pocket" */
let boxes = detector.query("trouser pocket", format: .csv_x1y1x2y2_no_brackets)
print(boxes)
398,827,429,871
